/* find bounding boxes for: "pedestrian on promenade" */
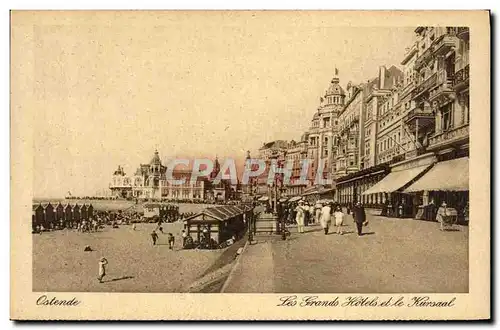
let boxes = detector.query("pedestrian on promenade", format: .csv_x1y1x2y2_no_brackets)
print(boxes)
151,230,159,245
320,202,332,235
132,223,136,231
295,201,306,233
283,204,289,226
315,202,322,224
352,202,366,236
308,203,315,224
97,257,108,283
302,202,309,226
334,206,345,235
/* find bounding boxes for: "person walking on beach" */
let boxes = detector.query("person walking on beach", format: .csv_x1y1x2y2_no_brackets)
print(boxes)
333,206,345,235
97,257,108,283
168,233,175,250
352,202,366,236
320,202,332,235
151,230,159,245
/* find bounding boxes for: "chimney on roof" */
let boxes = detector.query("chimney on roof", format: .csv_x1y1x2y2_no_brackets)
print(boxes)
379,66,386,89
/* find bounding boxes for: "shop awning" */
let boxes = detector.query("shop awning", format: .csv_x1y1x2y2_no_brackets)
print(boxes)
258,196,269,202
404,157,469,192
288,196,303,202
362,164,431,195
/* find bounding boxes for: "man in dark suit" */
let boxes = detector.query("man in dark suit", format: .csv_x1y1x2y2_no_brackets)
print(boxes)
352,202,366,236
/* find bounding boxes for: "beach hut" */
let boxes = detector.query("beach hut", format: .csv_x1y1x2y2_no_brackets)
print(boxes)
54,202,65,228
73,204,81,224
32,204,44,231
81,204,89,221
63,203,73,227
87,204,94,218
42,203,55,229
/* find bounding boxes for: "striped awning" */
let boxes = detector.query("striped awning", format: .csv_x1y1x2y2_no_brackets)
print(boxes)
404,157,469,192
362,164,431,195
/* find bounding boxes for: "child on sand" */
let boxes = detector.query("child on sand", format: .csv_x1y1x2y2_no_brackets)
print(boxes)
168,233,175,250
98,257,108,283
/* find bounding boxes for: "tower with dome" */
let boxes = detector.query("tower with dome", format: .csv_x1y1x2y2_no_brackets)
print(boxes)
304,70,345,188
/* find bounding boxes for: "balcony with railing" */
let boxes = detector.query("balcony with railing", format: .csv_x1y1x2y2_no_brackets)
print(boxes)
428,124,469,151
415,29,459,69
414,44,434,70
404,104,435,132
433,34,459,56
413,72,437,98
429,70,455,103
453,65,469,91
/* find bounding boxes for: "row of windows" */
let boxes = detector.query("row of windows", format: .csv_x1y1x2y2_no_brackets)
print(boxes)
327,96,342,104
377,132,401,153
379,113,401,129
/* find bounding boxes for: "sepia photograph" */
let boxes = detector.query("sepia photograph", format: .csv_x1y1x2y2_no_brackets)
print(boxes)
10,10,490,320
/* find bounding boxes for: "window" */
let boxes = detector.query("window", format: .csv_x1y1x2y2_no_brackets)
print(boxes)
441,103,453,131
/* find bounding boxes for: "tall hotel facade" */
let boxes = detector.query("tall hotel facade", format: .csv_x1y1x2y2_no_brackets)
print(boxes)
337,26,469,221
258,26,469,221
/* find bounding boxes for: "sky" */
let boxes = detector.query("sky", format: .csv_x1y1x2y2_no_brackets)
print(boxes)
28,12,416,198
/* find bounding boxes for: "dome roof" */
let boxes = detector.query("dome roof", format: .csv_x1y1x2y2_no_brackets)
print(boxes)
150,150,161,165
326,78,345,96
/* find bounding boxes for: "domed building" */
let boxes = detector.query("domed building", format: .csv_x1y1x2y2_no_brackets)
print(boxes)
109,149,207,200
304,72,346,188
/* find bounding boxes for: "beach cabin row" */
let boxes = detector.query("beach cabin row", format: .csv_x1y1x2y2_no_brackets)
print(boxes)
32,202,94,230
183,205,253,246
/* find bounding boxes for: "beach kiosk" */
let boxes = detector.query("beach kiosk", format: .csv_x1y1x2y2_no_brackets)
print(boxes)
184,205,248,248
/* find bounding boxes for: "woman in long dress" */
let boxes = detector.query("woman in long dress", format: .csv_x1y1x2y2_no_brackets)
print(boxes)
333,206,345,235
295,201,306,233
320,203,332,235
315,202,322,224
